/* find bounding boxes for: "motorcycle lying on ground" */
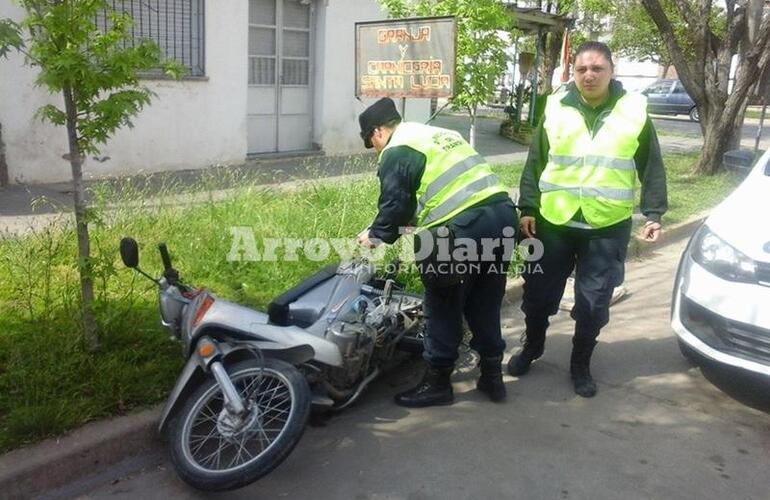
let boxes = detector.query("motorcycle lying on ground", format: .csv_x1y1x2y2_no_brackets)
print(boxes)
119,237,425,491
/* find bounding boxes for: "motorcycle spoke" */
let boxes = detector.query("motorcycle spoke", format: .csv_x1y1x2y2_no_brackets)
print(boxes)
184,368,298,473
229,433,255,468
228,442,243,469
192,412,219,427
260,412,289,430
189,427,220,454
197,436,224,469
256,423,272,448
260,402,290,418
257,383,289,407
254,378,280,404
240,373,265,398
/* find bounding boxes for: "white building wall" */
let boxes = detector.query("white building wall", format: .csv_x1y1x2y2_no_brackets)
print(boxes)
313,0,430,155
0,0,430,184
613,57,661,92
0,0,247,184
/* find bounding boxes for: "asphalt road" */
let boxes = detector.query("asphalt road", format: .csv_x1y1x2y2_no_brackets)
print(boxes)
651,115,764,142
49,238,770,500
433,112,768,157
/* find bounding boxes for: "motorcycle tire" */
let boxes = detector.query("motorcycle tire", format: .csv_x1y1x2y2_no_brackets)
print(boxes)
168,358,311,491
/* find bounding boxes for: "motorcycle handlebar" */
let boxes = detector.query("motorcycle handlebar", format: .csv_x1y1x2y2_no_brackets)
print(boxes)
158,243,173,271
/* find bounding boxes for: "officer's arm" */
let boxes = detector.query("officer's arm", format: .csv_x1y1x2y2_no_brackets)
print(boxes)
518,118,549,217
634,118,668,224
369,146,426,244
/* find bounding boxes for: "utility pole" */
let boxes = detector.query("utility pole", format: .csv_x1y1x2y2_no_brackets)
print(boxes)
0,121,9,187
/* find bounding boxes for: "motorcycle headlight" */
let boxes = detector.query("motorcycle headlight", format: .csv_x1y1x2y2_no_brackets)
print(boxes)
690,225,756,283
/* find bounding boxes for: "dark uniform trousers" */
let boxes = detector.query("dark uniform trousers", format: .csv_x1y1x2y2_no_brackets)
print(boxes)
419,198,518,368
521,216,632,349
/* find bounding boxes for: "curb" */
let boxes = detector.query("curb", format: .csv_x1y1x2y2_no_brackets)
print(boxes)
502,211,709,304
0,406,162,500
628,211,708,259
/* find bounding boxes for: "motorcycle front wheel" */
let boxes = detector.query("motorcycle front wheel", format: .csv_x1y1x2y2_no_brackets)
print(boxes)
168,358,311,491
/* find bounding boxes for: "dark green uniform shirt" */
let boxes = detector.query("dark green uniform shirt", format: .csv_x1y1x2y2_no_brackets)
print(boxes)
519,80,668,224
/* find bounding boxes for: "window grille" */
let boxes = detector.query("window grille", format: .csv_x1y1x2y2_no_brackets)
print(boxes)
96,0,205,77
249,0,310,86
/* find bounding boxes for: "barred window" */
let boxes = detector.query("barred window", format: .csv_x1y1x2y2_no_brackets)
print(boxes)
96,0,206,77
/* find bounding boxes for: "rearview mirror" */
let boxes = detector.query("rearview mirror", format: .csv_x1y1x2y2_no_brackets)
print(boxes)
120,237,139,268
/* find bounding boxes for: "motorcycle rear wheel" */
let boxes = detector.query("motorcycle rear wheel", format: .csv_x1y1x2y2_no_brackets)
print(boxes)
391,291,426,354
168,358,311,491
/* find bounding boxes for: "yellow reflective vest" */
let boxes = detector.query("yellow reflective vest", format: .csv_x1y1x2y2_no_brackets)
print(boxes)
540,91,647,228
381,122,508,229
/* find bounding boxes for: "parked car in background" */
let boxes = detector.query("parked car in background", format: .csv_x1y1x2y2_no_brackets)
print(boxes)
671,148,770,378
642,79,700,122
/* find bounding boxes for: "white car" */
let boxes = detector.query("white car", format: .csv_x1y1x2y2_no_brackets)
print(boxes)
671,149,770,377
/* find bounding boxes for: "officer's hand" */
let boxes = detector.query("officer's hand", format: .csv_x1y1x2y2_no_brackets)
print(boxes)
520,216,537,238
641,221,662,242
357,231,380,249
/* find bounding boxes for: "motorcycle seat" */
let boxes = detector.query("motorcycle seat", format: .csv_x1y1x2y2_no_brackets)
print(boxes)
267,263,339,326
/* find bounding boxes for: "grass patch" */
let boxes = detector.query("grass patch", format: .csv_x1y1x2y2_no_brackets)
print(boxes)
0,166,381,451
660,153,744,224
0,154,737,452
655,127,701,139
745,109,769,120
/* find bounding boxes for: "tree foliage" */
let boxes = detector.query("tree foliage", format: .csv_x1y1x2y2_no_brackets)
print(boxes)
608,1,673,68
640,0,770,174
0,0,181,348
378,0,513,145
2,0,182,155
608,0,727,76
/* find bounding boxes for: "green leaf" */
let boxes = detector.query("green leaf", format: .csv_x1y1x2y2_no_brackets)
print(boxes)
378,0,513,110
0,18,24,58
36,105,66,126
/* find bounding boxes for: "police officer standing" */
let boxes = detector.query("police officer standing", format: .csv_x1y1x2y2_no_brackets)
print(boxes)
356,97,517,407
510,42,668,397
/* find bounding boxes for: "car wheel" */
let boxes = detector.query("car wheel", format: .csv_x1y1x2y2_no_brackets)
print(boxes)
689,106,700,122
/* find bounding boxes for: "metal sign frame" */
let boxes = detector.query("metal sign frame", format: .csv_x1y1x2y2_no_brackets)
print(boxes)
354,16,457,99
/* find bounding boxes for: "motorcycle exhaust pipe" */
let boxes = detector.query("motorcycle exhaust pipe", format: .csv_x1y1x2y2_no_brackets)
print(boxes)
325,367,381,411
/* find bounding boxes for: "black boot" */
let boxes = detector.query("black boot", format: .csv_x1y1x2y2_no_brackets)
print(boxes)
477,356,506,402
394,364,454,408
507,342,544,376
570,340,598,398
507,317,547,376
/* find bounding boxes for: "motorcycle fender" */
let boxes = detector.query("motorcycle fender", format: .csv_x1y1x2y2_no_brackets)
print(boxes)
190,299,344,367
157,343,315,436
158,354,204,436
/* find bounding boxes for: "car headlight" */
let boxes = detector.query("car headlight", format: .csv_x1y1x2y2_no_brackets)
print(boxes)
690,225,756,283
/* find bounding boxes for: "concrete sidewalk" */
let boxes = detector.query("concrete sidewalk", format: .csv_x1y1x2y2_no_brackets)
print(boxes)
35,236,770,500
0,113,727,230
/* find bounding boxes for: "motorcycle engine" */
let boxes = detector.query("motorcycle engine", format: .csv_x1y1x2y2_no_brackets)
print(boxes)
323,293,404,389
325,320,375,388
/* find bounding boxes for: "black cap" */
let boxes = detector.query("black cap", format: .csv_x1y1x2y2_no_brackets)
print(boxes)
358,97,402,148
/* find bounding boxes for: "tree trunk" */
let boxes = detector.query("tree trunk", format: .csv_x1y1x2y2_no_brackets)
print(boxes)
641,0,770,176
63,85,99,351
468,105,477,149
0,121,8,187
727,95,750,151
694,115,733,175
539,28,564,95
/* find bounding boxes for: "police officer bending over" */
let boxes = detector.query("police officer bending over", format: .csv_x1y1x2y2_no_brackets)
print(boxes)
356,98,518,407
